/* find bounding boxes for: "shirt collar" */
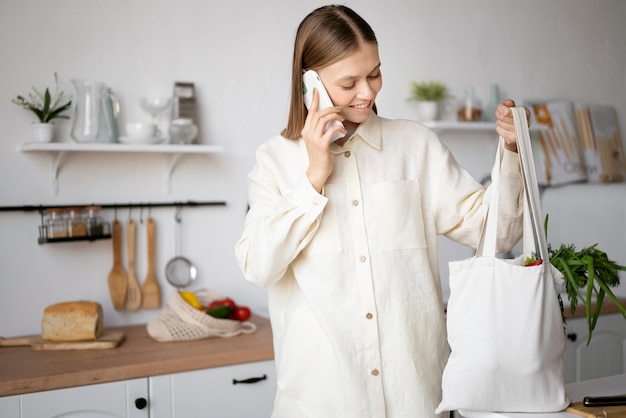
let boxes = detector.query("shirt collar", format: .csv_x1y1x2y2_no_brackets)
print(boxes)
330,113,382,153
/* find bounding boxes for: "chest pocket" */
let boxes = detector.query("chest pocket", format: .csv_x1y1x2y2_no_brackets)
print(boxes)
369,180,428,251
302,183,342,255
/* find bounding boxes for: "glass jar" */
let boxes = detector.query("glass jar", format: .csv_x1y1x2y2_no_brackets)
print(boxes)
169,118,198,144
483,83,500,122
45,208,67,239
457,87,483,122
66,207,86,238
85,206,104,236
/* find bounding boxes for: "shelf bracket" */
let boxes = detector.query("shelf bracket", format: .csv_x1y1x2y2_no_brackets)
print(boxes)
165,153,185,194
51,151,67,196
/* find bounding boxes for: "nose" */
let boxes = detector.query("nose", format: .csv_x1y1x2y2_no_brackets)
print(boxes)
356,81,376,100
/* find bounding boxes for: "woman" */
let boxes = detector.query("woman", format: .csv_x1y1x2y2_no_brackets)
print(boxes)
236,5,525,417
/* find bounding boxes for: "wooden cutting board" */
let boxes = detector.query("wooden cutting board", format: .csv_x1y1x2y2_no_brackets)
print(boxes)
565,397,626,418
0,331,125,351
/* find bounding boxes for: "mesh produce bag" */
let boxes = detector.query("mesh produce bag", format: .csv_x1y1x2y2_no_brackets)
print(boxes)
147,288,257,342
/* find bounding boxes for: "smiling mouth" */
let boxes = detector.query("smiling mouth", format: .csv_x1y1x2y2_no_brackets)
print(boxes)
351,103,370,110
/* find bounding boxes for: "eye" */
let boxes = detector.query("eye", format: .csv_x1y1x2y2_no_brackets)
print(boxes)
341,84,356,90
368,71,381,79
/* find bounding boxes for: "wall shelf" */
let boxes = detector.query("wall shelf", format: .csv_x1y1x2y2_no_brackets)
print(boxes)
421,120,547,134
19,142,224,154
18,142,224,195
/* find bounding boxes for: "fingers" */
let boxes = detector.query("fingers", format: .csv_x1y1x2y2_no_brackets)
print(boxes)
495,99,518,147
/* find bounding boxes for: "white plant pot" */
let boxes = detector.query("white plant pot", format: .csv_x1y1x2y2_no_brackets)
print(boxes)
416,101,440,122
31,122,54,142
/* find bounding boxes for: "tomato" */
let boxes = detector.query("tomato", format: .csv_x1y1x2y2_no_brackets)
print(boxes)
221,298,237,309
524,258,543,266
207,298,236,311
207,300,221,310
234,306,251,321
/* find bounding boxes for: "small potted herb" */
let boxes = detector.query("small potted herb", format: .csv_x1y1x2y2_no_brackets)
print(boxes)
408,80,449,121
11,72,73,142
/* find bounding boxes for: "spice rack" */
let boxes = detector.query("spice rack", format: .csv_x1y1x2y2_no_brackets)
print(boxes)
38,218,112,244
0,200,226,245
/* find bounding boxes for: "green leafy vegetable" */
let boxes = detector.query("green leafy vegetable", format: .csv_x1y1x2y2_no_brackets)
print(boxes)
544,214,626,345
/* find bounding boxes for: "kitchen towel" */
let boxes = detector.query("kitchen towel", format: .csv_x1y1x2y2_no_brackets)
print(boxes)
436,107,570,413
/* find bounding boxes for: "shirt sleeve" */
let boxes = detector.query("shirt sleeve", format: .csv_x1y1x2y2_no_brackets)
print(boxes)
436,143,523,253
235,145,328,288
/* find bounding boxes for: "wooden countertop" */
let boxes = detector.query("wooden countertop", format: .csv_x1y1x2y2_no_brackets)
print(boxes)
0,315,274,397
442,297,626,319
1,298,623,398
563,296,626,319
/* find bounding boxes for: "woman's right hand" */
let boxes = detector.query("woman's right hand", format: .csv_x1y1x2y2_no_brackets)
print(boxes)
301,88,346,193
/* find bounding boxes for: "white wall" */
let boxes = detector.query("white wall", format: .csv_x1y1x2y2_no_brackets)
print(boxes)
1,0,625,336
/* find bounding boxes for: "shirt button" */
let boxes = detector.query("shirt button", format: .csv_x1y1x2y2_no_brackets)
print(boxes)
371,369,379,376
359,255,366,262
365,313,373,319
344,151,351,158
351,199,359,206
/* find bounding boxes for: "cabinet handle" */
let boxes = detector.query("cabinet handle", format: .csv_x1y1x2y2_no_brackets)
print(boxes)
567,333,577,342
233,374,267,385
135,397,148,409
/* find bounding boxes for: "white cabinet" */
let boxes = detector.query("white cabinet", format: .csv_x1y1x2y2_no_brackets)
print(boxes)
9,378,148,418
1,361,276,418
0,395,19,417
564,313,626,383
150,360,276,418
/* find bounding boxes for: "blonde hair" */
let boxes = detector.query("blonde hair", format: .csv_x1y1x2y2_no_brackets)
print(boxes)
281,5,378,139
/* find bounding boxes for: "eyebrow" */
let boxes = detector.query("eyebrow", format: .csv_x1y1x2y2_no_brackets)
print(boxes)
336,63,382,82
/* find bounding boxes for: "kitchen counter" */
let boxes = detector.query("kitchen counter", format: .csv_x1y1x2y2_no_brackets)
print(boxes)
1,298,623,398
562,296,626,319
0,315,273,397
459,373,626,418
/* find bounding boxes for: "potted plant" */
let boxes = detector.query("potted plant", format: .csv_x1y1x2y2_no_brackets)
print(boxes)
408,80,449,121
11,72,73,142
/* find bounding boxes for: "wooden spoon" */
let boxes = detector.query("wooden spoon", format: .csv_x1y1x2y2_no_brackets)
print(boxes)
125,218,142,310
141,217,161,309
107,219,128,311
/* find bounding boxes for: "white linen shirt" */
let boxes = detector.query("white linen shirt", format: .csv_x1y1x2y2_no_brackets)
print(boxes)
235,113,523,418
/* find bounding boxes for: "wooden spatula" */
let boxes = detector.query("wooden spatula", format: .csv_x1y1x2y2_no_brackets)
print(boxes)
125,218,142,310
142,217,161,309
107,219,128,311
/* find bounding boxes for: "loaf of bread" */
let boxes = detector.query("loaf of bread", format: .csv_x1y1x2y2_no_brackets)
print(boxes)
41,301,103,341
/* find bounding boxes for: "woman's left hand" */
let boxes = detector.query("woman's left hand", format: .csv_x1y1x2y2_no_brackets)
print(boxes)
495,99,530,152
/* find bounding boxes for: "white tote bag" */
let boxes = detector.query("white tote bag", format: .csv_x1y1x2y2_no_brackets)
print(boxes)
436,108,570,414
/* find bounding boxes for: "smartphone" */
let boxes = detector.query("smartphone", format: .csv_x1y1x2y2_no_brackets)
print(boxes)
302,70,344,141
583,395,626,407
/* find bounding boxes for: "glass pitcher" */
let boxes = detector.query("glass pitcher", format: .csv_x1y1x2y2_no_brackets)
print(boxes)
70,79,120,143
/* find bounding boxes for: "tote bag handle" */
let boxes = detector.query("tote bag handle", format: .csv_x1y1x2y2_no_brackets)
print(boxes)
479,107,549,262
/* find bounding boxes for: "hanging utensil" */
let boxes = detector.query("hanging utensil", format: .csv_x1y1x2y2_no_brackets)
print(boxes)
165,207,197,290
141,217,161,309
125,217,142,310
107,219,128,311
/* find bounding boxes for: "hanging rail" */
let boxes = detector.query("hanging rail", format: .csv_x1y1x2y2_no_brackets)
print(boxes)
0,200,226,213
0,200,226,244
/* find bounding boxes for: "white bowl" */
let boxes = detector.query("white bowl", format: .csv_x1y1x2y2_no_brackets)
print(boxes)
126,122,156,139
